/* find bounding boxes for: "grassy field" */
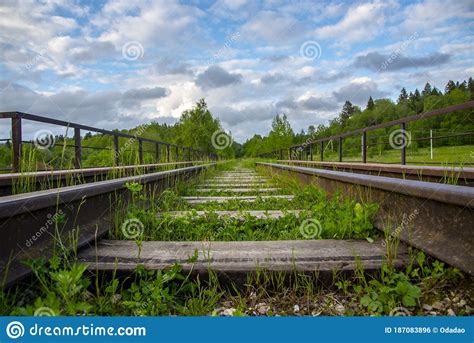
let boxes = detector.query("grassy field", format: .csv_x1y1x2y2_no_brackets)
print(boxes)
313,145,474,166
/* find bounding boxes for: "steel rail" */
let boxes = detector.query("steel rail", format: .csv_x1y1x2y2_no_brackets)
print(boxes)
277,160,474,186
0,161,204,196
256,162,474,275
0,163,215,287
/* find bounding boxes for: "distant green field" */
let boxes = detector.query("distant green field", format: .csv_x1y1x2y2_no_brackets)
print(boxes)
315,145,474,166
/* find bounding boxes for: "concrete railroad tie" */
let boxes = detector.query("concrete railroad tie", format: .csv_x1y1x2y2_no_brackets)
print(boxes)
194,188,281,193
182,195,295,204
161,210,303,219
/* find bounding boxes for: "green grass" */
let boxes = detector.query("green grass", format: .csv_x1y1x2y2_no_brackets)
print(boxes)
319,145,474,165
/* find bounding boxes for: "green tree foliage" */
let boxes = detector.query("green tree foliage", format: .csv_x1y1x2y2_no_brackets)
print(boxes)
366,96,375,111
245,78,472,156
0,98,238,170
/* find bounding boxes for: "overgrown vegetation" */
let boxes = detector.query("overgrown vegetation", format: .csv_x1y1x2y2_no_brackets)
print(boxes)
1,162,471,317
243,78,474,163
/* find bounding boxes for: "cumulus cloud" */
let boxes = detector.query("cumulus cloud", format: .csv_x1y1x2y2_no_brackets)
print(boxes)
121,87,168,108
0,82,169,130
353,51,451,72
314,1,391,46
195,66,242,89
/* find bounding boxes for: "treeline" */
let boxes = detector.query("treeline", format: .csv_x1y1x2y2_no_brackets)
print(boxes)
0,99,236,170
243,78,474,157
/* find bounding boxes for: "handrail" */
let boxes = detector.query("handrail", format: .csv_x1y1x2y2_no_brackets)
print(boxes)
257,100,474,165
0,111,218,171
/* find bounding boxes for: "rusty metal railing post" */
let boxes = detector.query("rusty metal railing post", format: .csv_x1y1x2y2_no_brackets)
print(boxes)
138,139,143,164
113,135,119,166
175,146,179,162
166,145,170,162
320,141,324,161
74,127,81,169
155,143,160,162
401,123,406,165
12,115,22,173
339,137,343,162
310,144,313,161
362,131,367,163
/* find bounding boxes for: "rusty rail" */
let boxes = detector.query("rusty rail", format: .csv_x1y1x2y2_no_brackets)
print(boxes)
256,162,474,275
277,160,474,186
0,163,215,287
0,161,204,196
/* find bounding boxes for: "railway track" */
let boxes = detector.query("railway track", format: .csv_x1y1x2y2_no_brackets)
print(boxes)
79,167,410,277
277,160,474,186
0,163,214,286
1,160,472,291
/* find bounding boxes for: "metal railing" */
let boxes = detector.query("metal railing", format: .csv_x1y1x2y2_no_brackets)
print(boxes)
257,101,474,165
0,111,217,172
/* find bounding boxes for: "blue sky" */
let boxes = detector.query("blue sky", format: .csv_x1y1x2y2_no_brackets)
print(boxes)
0,0,473,142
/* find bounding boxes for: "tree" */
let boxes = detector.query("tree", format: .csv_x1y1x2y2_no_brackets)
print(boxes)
338,101,355,127
175,98,229,156
366,96,375,110
431,87,441,96
468,77,474,100
445,80,456,94
398,88,408,103
267,114,294,150
422,82,432,97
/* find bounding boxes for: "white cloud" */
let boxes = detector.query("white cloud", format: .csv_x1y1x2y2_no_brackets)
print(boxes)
314,1,392,47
